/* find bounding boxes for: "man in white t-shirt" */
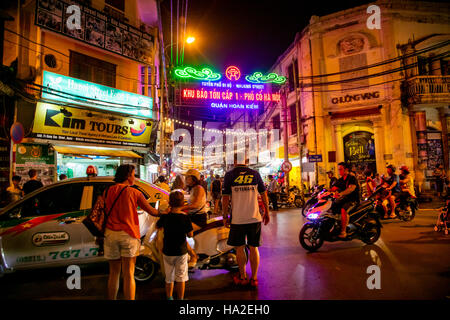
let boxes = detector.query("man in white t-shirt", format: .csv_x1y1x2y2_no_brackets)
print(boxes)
222,163,270,289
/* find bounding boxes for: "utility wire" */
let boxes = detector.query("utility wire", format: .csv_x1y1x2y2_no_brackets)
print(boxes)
302,52,449,88
4,28,157,86
297,40,450,80
181,0,189,66
170,0,173,65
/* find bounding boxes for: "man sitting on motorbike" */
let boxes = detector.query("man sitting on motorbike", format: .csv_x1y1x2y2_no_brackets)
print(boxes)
399,166,416,207
382,164,401,219
331,162,360,238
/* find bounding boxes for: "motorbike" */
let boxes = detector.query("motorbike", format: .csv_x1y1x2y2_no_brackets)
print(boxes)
277,186,305,208
302,184,325,217
299,187,383,252
134,201,240,282
374,190,419,222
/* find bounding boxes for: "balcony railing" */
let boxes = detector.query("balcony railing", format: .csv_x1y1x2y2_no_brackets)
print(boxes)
403,75,450,105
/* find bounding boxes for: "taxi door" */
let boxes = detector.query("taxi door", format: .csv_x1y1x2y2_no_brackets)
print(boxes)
78,182,114,262
0,182,86,271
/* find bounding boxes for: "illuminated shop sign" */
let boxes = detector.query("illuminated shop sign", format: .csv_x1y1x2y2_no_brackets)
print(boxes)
32,102,154,147
174,65,286,84
42,71,153,118
175,65,284,109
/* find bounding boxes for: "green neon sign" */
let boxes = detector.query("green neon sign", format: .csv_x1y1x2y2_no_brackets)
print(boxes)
42,71,153,118
174,66,222,81
245,72,286,84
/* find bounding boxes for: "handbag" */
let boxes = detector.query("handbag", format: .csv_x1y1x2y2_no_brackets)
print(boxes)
82,185,128,237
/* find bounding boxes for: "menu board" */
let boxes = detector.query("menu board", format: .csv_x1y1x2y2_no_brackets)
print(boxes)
35,0,154,64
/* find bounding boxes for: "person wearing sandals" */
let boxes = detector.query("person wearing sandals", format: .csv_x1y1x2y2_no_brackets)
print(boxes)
222,162,270,288
104,164,160,300
181,169,208,268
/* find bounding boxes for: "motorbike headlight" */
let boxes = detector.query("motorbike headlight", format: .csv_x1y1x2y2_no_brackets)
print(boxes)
307,213,319,220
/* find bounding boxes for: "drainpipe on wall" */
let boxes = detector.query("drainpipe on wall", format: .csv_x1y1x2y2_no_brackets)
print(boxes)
156,0,167,175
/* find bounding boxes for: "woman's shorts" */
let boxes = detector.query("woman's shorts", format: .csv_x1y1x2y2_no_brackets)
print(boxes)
163,254,189,283
104,229,140,260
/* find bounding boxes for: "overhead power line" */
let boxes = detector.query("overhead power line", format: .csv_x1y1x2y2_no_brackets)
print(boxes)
302,51,449,88
297,40,450,80
4,28,157,86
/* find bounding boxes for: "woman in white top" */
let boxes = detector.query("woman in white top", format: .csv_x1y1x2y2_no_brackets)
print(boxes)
183,169,208,228
181,169,208,267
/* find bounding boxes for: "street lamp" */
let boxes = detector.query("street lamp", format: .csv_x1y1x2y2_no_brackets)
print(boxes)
165,36,196,54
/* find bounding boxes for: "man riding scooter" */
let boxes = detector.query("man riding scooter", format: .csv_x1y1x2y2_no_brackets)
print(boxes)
331,162,360,238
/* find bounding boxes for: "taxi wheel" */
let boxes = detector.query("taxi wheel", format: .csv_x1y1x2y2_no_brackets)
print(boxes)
134,256,158,282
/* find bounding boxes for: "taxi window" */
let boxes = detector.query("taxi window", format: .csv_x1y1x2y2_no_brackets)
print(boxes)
20,183,85,217
91,183,149,208
92,182,115,207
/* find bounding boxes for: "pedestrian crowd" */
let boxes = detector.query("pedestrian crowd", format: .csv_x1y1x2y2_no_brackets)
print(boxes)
1,160,447,301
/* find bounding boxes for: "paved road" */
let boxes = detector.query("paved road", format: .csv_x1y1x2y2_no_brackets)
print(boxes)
1,204,449,300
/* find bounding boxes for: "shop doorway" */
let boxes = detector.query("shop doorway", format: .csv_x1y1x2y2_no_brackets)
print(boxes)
343,131,377,175
57,154,119,179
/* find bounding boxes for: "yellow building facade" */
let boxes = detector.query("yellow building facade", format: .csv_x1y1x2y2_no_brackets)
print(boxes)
3,0,162,184
259,0,449,192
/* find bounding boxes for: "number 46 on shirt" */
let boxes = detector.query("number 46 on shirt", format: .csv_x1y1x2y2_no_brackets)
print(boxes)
234,175,254,184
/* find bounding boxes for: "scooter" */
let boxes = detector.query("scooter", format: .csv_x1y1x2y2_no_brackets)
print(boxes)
277,186,305,209
374,187,419,222
134,202,239,282
299,187,383,252
302,184,326,217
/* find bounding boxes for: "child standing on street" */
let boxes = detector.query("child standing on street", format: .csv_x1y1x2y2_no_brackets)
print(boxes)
156,191,193,300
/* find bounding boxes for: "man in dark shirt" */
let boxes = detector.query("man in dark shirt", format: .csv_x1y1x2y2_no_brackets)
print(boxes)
23,169,44,195
156,191,193,300
332,162,360,238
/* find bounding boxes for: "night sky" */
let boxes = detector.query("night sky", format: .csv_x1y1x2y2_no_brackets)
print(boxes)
161,0,378,73
161,0,449,73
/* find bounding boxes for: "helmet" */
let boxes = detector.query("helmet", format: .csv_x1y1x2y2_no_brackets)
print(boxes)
400,165,410,174
386,164,396,172
86,165,98,176
183,169,200,181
